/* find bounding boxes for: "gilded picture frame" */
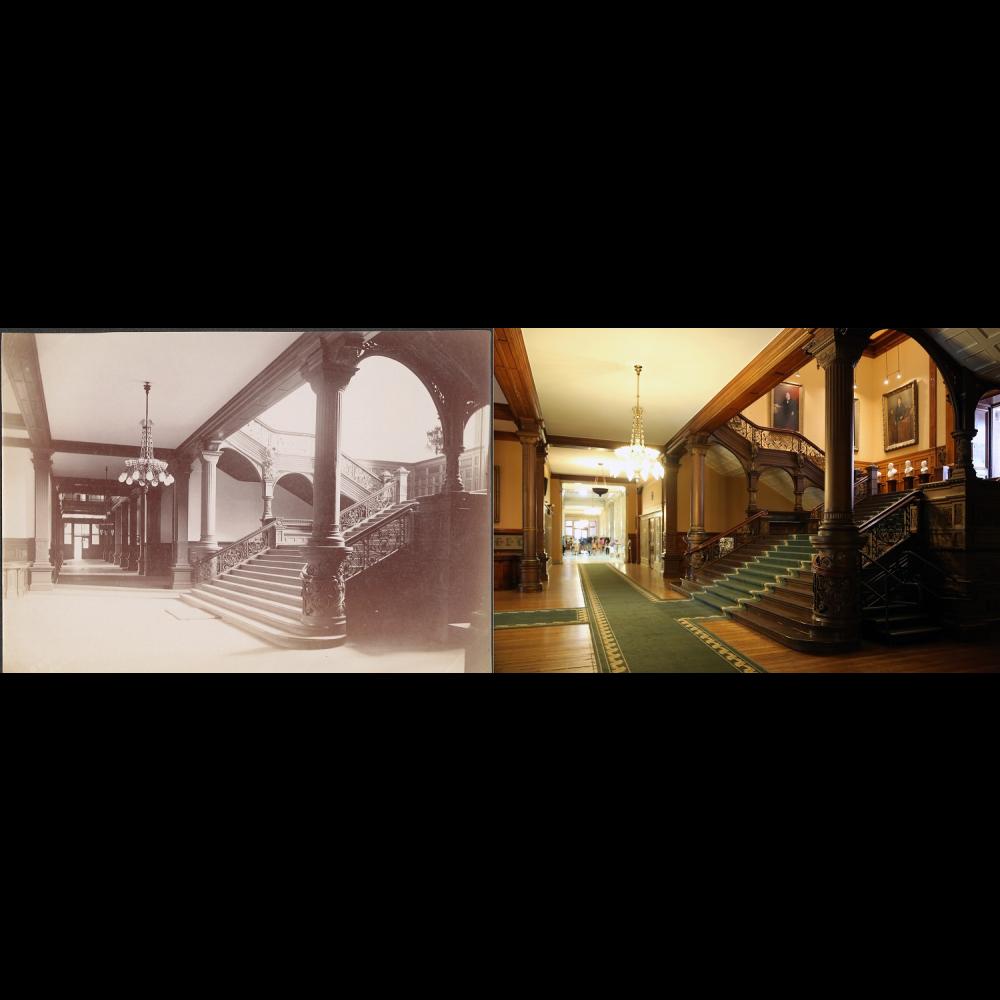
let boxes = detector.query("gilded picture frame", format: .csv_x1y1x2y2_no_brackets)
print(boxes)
882,378,918,452
771,381,802,434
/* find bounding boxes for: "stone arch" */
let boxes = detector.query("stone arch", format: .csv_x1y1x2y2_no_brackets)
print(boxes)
273,472,314,514
218,446,262,484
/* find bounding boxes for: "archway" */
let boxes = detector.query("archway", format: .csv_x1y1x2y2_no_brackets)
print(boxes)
759,467,796,510
273,473,314,519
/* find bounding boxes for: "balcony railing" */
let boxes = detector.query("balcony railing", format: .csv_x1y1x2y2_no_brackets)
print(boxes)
727,414,826,469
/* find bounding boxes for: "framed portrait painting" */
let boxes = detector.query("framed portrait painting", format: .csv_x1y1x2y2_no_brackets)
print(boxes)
771,382,802,433
883,379,918,452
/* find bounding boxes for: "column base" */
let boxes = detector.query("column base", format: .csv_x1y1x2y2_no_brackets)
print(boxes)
29,564,54,591
299,546,351,638
811,523,862,642
170,565,194,589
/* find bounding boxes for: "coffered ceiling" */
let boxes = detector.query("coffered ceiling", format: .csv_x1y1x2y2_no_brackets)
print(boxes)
521,329,783,445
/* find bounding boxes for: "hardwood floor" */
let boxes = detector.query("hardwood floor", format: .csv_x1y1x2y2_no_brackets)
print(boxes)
700,619,1000,674
494,557,1000,674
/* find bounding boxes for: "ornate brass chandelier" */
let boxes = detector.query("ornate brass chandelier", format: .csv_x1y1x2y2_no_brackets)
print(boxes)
611,365,664,483
119,382,174,489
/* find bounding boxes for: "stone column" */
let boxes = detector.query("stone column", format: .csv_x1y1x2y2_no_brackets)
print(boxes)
119,500,129,568
518,420,542,593
29,449,54,590
112,504,121,563
128,494,140,571
442,409,467,493
536,439,549,582
685,434,710,569
170,457,194,589
199,441,224,551
662,453,681,579
807,328,870,643
299,338,360,641
396,467,409,503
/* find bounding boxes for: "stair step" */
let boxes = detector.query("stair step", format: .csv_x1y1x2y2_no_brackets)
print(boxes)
230,567,303,586
198,582,303,621
694,590,737,612
759,587,814,612
205,577,301,610
187,587,317,634
744,595,816,629
179,594,346,650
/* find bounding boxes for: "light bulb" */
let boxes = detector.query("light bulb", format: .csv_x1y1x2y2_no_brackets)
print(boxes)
896,371,902,380
151,479,158,487
165,475,174,486
158,472,165,482
883,376,889,385
146,469,154,481
118,472,127,483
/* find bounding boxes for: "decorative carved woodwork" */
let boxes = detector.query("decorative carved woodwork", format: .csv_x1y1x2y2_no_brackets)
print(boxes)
493,328,544,429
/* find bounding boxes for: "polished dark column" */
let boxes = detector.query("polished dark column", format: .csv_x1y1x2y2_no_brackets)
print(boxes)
808,329,870,643
170,458,194,589
684,434,709,575
128,494,140,570
299,337,360,640
137,491,147,575
662,453,681,579
746,467,761,517
867,464,879,497
518,420,543,593
119,500,130,568
30,449,54,590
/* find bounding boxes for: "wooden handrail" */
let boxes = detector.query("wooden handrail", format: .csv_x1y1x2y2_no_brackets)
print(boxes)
858,489,922,532
687,510,770,557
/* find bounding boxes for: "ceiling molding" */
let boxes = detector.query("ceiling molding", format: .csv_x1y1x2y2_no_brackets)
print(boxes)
493,327,544,429
55,477,135,497
2,435,31,449
663,327,818,457
547,434,631,451
495,430,520,443
1,332,52,448
551,472,636,485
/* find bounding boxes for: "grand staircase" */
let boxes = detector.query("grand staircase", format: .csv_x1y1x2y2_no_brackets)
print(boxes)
681,488,943,652
180,476,418,649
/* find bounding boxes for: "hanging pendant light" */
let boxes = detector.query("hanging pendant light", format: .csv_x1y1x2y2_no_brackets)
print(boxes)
610,365,664,483
119,382,174,490
593,463,609,498
895,345,902,380
883,352,890,386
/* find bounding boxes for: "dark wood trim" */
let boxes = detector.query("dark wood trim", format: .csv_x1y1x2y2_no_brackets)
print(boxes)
54,476,135,497
930,357,938,449
546,434,631,451
2,412,26,431
1,332,52,448
862,328,909,359
493,402,516,423
946,389,956,465
664,327,818,457
495,430,520,443
2,435,31,449
493,328,544,429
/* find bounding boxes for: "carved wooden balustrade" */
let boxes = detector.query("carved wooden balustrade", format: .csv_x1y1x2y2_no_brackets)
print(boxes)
726,414,826,468
191,522,279,584
683,510,770,581
341,479,399,532
343,504,417,581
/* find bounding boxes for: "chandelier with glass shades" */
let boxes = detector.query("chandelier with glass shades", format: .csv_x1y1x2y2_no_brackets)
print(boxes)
119,382,174,489
610,364,664,484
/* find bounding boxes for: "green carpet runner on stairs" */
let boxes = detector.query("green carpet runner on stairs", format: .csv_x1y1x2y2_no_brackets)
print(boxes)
577,564,766,674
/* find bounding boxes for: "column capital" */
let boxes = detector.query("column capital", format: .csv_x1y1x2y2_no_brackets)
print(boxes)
31,448,53,468
806,327,870,370
663,453,681,470
686,433,710,455
302,357,359,393
201,447,223,466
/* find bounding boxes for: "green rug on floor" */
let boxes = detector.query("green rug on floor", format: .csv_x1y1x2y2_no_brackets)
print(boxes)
494,608,588,629
578,564,766,674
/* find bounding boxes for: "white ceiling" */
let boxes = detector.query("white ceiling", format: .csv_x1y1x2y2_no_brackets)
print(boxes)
548,445,625,477
35,331,303,447
523,328,783,443
2,365,21,415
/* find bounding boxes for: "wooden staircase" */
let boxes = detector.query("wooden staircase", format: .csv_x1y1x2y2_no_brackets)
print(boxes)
181,489,418,649
681,489,945,653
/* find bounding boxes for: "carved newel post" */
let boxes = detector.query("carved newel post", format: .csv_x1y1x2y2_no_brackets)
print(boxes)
261,448,276,525
807,329,870,644
518,420,543,593
299,335,361,641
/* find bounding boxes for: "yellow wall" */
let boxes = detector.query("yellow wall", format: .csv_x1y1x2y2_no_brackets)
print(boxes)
742,337,945,464
494,438,522,530
674,455,746,534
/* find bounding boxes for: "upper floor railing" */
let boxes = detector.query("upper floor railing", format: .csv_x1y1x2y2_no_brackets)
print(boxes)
727,414,826,469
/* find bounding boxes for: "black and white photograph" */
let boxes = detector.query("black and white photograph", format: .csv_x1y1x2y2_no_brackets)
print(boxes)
2,329,492,672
